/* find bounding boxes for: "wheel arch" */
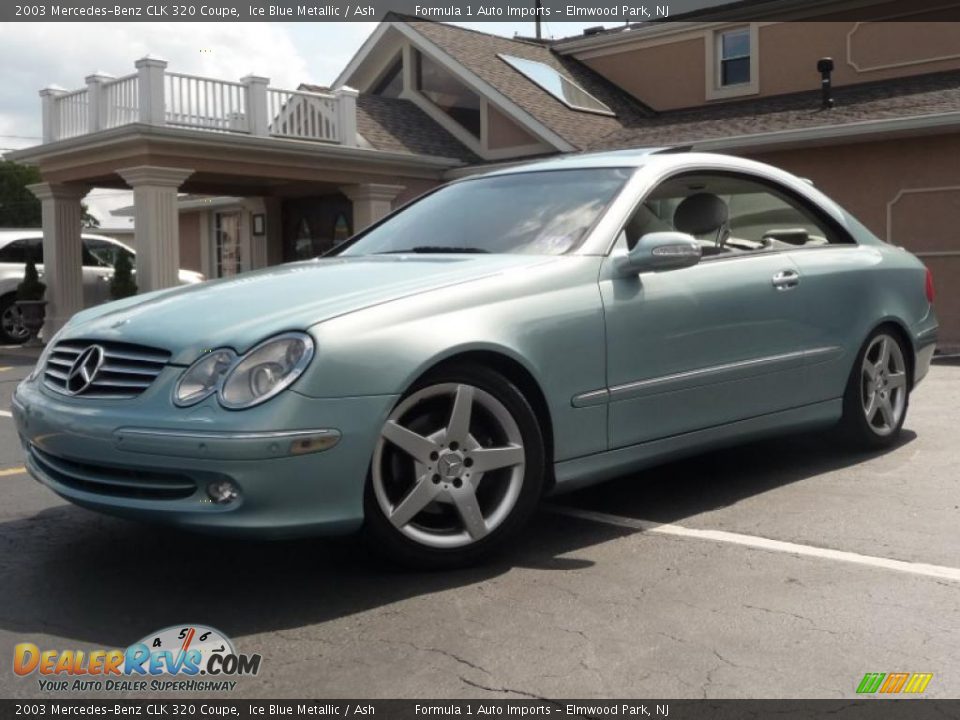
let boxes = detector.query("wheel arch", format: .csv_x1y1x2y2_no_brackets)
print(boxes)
866,317,916,389
414,349,556,490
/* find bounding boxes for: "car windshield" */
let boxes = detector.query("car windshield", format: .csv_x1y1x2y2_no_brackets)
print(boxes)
337,168,632,256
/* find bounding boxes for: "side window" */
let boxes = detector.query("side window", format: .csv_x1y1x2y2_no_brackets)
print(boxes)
622,171,849,256
0,240,28,264
24,239,43,264
83,238,131,268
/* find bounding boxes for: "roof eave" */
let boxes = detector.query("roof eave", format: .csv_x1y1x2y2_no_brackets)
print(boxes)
686,111,960,152
6,123,466,170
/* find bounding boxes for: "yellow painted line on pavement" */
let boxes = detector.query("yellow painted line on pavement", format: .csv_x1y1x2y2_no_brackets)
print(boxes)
0,466,26,477
0,366,12,372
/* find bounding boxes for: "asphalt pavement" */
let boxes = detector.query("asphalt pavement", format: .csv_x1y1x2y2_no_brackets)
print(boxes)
0,348,958,699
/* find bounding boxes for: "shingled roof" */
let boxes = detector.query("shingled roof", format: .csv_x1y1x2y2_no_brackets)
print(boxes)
588,69,960,150
299,84,479,162
400,20,654,150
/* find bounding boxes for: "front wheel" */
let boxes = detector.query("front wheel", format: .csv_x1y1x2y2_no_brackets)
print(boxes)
0,294,30,345
363,364,546,569
839,328,910,450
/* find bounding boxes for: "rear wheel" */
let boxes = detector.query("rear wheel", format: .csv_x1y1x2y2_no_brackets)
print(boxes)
0,294,29,345
839,328,910,450
363,364,545,569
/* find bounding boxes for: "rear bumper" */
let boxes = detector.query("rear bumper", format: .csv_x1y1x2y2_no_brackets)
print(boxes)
913,317,938,386
12,378,397,538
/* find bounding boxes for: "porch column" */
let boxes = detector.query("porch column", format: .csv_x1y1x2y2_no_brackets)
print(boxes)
26,182,89,339
340,183,405,232
118,166,193,292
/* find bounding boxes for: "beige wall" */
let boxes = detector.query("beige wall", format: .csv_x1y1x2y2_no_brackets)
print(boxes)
750,133,960,350
487,104,541,150
759,22,960,98
178,212,203,273
581,37,706,111
393,178,441,208
577,21,960,111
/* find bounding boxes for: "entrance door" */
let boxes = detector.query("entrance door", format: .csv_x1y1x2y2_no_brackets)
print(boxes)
214,212,244,278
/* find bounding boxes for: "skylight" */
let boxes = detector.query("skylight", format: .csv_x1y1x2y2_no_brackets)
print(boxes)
498,54,614,116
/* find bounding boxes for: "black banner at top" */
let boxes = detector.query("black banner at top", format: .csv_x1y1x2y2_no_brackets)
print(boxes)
5,0,960,22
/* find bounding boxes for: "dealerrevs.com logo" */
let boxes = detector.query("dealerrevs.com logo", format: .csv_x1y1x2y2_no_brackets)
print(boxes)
14,624,262,693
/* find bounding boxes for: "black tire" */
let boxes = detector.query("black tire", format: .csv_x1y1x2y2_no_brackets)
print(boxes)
0,293,28,345
838,326,911,451
363,363,546,569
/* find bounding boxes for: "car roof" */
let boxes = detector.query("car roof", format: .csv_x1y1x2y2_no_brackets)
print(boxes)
0,230,127,248
478,149,783,177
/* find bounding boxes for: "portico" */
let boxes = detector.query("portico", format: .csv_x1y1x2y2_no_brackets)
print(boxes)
9,56,464,336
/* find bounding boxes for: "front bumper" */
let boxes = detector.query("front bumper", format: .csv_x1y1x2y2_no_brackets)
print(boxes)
12,373,398,537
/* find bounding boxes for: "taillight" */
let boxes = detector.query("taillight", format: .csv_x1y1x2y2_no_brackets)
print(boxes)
925,267,935,304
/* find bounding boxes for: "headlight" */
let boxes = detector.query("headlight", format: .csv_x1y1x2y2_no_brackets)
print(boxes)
219,333,314,409
174,349,236,407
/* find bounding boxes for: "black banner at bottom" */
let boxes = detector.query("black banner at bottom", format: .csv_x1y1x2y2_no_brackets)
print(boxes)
2,700,959,720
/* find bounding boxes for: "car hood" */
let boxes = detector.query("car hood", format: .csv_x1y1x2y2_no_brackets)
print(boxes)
65,254,557,363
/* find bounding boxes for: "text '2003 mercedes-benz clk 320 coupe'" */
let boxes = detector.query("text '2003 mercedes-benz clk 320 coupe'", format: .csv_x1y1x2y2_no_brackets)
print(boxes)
13,150,938,567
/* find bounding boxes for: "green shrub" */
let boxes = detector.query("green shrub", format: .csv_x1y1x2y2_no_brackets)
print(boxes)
110,251,138,300
16,258,46,301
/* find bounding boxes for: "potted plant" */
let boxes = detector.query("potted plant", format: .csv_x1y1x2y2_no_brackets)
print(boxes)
110,250,138,300
15,257,46,347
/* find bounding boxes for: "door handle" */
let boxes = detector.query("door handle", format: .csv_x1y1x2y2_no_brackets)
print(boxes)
772,269,800,290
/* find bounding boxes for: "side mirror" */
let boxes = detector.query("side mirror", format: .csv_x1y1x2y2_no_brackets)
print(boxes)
615,231,702,276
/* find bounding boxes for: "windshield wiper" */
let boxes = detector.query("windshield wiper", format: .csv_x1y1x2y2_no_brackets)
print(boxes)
380,246,491,254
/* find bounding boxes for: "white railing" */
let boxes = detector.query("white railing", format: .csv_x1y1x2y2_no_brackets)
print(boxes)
40,57,357,147
54,87,89,139
165,72,248,132
267,88,340,143
101,74,139,129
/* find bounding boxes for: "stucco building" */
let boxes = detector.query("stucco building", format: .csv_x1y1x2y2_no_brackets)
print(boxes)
9,0,960,348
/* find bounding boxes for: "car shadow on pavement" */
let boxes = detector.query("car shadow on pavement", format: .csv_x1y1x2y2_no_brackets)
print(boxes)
0,429,914,648
553,428,918,524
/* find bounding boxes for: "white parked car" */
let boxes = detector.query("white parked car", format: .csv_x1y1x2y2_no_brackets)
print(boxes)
0,230,204,343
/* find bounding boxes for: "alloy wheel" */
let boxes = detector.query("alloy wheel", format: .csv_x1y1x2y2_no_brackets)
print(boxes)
372,382,526,549
1,305,29,343
860,333,907,437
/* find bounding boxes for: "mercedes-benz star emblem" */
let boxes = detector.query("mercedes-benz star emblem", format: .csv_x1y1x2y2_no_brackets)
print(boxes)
64,345,105,395
437,453,464,480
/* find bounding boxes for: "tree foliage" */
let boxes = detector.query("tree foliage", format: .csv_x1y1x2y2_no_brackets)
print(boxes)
0,159,100,228
0,160,41,227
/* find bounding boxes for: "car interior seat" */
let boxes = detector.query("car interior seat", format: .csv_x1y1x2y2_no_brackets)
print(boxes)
673,193,731,255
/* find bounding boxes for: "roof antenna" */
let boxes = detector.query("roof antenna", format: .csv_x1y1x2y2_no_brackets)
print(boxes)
817,57,835,109
534,0,542,40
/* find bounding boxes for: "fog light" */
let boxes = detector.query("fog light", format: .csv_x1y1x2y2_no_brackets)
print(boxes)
207,479,240,504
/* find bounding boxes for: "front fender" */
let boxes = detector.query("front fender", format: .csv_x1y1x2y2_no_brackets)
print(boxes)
298,256,609,461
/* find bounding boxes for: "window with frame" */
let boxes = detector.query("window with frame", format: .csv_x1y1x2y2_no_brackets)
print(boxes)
84,238,134,268
0,239,30,264
621,172,851,257
414,49,482,138
718,27,751,87
372,55,403,99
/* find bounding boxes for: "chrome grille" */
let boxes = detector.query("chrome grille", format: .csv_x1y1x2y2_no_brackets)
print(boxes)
43,339,171,399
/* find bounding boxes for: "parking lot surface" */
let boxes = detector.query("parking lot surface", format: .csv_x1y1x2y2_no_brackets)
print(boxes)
1,349,958,699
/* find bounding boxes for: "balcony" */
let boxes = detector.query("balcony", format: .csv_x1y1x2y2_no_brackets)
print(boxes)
40,56,358,146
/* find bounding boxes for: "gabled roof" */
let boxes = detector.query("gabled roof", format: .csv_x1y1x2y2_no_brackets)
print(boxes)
400,20,653,151
299,84,479,163
589,69,960,150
